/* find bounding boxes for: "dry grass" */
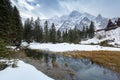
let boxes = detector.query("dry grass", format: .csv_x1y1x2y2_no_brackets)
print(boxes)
9,51,26,59
62,51,120,73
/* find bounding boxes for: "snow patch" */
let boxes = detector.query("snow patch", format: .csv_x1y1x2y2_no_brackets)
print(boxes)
0,60,54,80
28,42,120,52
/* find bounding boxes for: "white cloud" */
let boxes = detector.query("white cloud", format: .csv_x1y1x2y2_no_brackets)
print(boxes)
11,0,120,20
36,4,40,7
11,0,46,20
18,0,34,11
58,0,88,15
26,0,34,2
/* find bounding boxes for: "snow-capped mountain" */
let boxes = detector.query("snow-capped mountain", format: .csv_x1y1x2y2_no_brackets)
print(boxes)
94,14,107,30
41,10,109,32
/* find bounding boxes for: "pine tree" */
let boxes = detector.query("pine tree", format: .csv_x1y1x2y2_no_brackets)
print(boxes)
88,21,95,38
33,18,43,42
23,18,33,43
0,0,23,45
77,30,81,42
49,23,56,43
68,29,74,43
81,26,86,39
107,19,115,28
73,27,80,43
0,0,23,57
12,6,23,43
85,26,89,38
62,30,68,42
117,18,120,26
57,30,61,42
0,0,13,43
44,21,49,42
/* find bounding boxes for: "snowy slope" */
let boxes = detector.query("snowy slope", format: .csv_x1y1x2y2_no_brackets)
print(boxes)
82,27,120,46
0,60,54,80
96,27,120,45
28,42,120,52
105,27,120,44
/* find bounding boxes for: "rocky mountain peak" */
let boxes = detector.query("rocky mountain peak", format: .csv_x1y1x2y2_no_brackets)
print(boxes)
69,10,82,17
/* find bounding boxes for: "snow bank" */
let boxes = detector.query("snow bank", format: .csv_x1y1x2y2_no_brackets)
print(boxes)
81,27,120,46
6,46,16,49
0,60,54,80
105,27,120,44
81,37,111,45
28,42,120,52
21,41,29,47
81,38,99,44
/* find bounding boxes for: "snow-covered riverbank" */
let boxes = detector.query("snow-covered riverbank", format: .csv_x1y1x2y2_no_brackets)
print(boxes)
0,60,54,80
28,42,120,52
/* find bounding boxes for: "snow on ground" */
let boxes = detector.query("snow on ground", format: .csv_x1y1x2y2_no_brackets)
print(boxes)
28,42,120,52
6,46,16,50
81,38,99,44
105,27,120,44
0,60,54,80
81,27,120,46
21,41,29,46
81,37,111,45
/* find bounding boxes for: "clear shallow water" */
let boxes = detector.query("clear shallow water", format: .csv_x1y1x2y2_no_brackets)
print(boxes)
25,49,120,80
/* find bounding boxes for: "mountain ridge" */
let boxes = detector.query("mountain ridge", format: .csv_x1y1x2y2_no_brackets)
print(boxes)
40,10,109,32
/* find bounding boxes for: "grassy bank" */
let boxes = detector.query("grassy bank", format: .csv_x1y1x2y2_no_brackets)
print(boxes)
62,51,120,73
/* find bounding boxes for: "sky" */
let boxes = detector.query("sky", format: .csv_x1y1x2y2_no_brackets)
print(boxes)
11,0,120,19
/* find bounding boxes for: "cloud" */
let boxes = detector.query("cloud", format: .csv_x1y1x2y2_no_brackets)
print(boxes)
11,0,46,20
11,0,120,20
58,0,120,18
27,0,34,2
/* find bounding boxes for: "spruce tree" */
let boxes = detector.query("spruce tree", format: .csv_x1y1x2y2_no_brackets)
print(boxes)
0,0,23,57
85,26,89,38
73,27,80,43
23,18,33,43
49,23,56,43
44,21,49,42
68,29,74,43
62,30,68,42
77,30,81,42
117,18,120,26
0,0,13,43
33,18,43,42
57,30,61,42
81,26,86,39
107,19,115,28
12,6,23,42
88,21,95,38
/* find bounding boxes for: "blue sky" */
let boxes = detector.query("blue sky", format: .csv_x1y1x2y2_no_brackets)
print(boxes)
11,0,120,19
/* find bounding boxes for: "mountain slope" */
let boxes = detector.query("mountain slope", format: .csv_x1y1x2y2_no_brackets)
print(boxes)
40,10,109,32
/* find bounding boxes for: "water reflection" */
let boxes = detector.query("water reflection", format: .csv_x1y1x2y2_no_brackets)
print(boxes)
25,49,120,80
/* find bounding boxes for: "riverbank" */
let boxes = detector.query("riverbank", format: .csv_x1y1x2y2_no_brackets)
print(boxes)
12,50,120,80
3,49,120,80
0,50,55,80
11,49,120,74
62,51,120,73
28,42,120,52
0,59,54,80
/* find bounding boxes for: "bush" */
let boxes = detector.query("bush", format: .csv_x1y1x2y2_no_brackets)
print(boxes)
90,43,98,45
0,39,10,58
0,62,8,70
99,40,114,47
